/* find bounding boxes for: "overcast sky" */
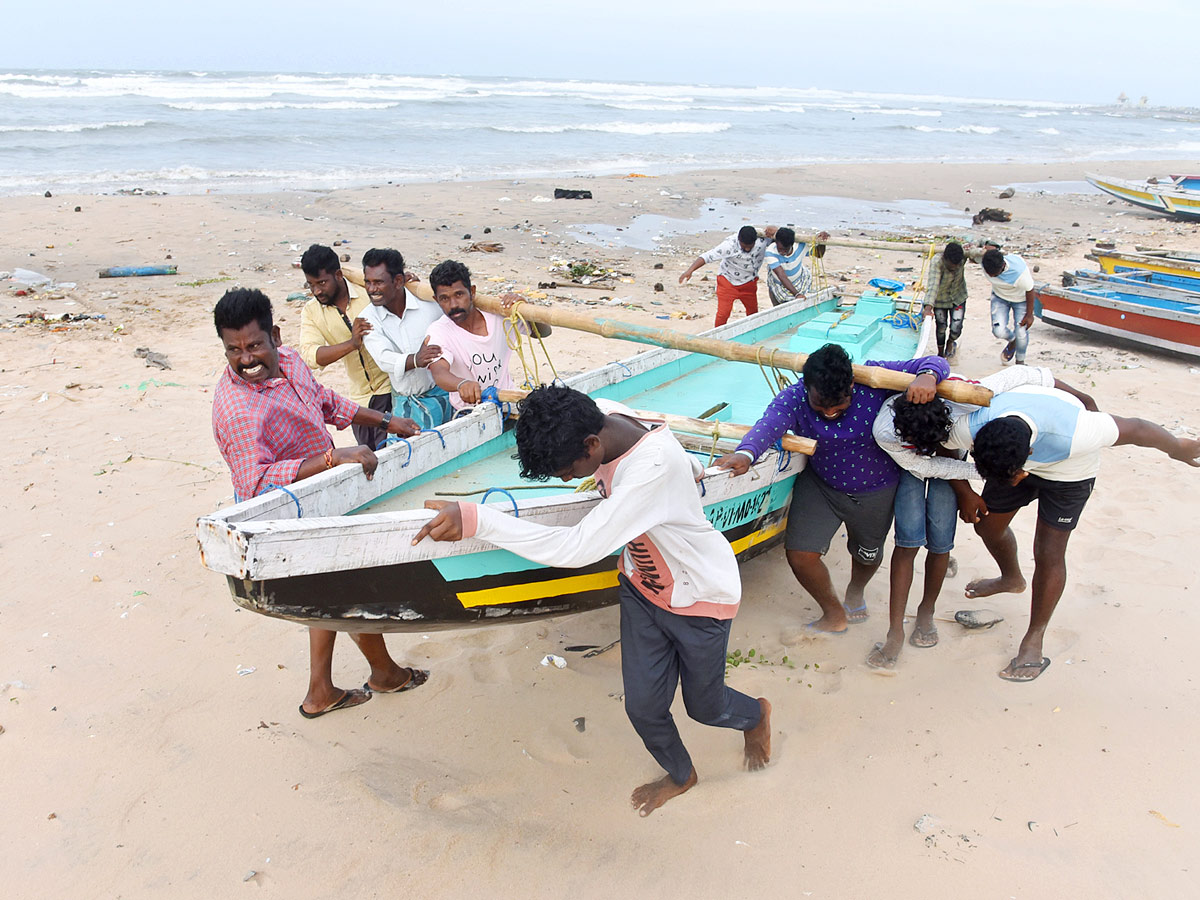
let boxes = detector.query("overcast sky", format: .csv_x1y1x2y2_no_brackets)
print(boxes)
6,0,1195,107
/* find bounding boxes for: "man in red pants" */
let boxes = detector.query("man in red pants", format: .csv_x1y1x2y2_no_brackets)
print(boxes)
679,225,777,326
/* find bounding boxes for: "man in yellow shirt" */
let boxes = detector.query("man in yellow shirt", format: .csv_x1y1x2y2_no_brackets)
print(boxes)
298,244,394,450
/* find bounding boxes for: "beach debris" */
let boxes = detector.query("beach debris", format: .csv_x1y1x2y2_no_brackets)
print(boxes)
98,265,177,278
9,268,53,288
564,645,598,652
1027,821,1038,832
464,242,504,253
236,665,256,676
541,654,567,669
573,716,586,732
0,723,4,735
1149,810,1181,828
998,187,1016,199
654,282,664,292
914,814,938,834
583,639,620,658
243,870,257,883
135,347,172,370
554,188,593,200
44,191,51,198
972,208,1011,225
955,609,1004,630
531,195,553,203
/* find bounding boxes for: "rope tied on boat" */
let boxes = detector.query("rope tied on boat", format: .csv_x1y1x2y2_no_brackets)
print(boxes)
755,346,792,394
479,487,520,517
480,384,514,419
264,483,303,517
504,299,560,391
574,476,598,493
772,439,792,473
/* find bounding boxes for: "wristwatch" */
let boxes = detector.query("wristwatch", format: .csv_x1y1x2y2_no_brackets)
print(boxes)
379,410,393,430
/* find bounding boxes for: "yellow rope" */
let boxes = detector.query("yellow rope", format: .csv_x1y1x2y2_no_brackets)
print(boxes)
504,300,561,390
705,423,725,466
574,476,597,493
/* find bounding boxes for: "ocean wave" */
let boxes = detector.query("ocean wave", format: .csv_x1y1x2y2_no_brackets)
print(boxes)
1019,111,1059,118
911,124,1001,135
491,121,731,135
165,101,399,111
1037,128,1061,135
0,119,149,133
862,108,943,117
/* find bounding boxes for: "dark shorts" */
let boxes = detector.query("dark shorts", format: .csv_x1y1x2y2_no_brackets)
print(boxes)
352,392,393,450
785,466,896,566
981,473,1095,531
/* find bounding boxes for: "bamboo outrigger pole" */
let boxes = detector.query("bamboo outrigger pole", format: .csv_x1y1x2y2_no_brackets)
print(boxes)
473,294,992,406
494,389,817,456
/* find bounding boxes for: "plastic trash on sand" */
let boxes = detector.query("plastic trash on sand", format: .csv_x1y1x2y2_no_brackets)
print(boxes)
10,268,53,287
540,654,567,669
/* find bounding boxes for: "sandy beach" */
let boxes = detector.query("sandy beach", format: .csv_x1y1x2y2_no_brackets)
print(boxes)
3,160,1199,898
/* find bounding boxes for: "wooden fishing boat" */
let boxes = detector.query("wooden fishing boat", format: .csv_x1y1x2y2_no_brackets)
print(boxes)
1087,246,1200,291
1069,269,1200,304
196,285,953,632
1033,280,1200,361
1085,173,1200,220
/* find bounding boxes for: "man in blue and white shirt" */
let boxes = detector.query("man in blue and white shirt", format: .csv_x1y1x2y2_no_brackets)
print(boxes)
949,385,1200,682
982,248,1035,365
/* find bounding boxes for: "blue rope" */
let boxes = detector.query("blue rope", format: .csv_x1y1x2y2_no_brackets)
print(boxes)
390,437,413,467
424,426,446,450
264,483,303,517
612,360,632,377
480,487,520,517
698,476,707,498
772,439,792,473
480,385,513,419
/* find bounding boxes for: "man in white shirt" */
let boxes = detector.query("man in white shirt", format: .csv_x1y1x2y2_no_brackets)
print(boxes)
982,248,1036,365
422,259,551,408
358,248,453,429
414,386,772,816
679,225,778,327
898,384,1200,681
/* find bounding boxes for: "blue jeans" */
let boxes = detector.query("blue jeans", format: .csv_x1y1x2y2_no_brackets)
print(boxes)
893,471,957,554
990,295,1028,361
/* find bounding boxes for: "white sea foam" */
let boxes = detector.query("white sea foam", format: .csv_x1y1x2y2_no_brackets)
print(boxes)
165,101,399,111
1037,127,1062,135
912,124,1001,135
491,121,731,135
0,120,149,133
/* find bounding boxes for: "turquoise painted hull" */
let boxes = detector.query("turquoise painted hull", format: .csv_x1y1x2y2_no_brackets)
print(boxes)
208,290,928,631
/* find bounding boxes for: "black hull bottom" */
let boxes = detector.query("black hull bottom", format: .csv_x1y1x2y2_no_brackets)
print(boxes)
228,506,788,632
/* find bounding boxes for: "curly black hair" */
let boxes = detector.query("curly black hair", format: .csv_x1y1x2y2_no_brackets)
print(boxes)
213,288,272,336
972,417,1033,482
299,244,340,277
802,343,854,405
514,385,606,481
429,259,472,292
892,395,954,456
943,241,965,266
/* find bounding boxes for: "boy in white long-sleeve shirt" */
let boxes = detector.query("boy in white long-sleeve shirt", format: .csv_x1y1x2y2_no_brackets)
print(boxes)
414,385,772,816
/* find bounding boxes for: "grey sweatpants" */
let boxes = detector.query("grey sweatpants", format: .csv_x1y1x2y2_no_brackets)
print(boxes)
619,574,762,785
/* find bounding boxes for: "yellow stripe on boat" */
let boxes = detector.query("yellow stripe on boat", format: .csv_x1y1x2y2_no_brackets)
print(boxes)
457,570,620,608
730,519,787,554
456,520,788,607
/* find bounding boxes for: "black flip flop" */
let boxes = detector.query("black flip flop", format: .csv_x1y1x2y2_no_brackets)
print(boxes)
998,657,1051,682
298,688,371,719
364,667,429,694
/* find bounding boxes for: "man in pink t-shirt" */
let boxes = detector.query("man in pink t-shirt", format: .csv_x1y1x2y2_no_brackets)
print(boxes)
423,259,552,408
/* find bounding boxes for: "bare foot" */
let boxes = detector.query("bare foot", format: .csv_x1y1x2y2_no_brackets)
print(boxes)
965,574,1026,599
804,614,848,634
744,698,772,770
631,768,698,817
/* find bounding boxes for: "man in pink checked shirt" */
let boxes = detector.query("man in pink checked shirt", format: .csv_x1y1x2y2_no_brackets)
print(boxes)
211,288,429,719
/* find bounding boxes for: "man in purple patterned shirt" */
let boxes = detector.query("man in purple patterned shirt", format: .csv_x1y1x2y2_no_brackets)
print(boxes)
716,343,948,632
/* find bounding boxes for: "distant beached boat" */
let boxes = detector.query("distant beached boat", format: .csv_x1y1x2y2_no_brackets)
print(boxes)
1085,173,1200,220
196,285,943,633
1034,278,1200,361
1088,245,1200,290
